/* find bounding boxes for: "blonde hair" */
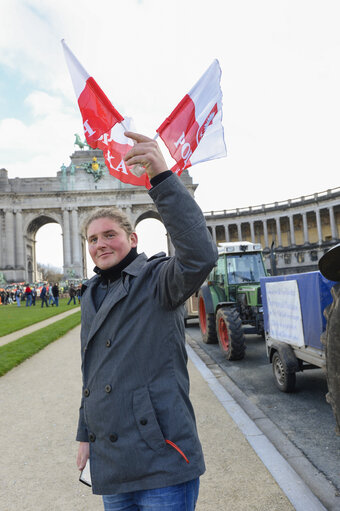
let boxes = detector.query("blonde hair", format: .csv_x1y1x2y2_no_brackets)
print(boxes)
83,207,133,238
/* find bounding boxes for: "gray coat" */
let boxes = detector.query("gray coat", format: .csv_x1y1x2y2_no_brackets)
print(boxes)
77,174,218,495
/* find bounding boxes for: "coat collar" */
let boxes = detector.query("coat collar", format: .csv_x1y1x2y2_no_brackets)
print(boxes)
82,253,149,344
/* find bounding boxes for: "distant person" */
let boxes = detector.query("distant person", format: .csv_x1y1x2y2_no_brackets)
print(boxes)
48,283,55,306
31,287,37,306
67,284,76,305
52,283,59,307
25,284,32,307
15,288,21,307
77,285,82,304
40,284,48,308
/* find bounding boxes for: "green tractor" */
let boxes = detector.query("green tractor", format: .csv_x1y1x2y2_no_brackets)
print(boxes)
198,242,268,360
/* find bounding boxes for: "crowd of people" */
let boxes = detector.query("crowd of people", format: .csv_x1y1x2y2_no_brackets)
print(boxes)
0,282,82,307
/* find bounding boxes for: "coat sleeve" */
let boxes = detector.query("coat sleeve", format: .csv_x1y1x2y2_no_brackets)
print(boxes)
76,397,89,442
148,173,218,309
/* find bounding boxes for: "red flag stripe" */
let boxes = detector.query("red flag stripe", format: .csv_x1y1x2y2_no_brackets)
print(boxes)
84,77,124,124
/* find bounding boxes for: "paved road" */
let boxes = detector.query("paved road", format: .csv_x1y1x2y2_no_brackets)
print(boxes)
186,321,340,495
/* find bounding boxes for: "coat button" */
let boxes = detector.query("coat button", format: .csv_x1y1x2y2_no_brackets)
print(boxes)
140,418,148,426
84,388,90,397
89,432,96,442
109,433,118,443
105,384,112,393
106,340,111,347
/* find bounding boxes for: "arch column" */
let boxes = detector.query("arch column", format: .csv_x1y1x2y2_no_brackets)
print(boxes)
224,224,230,242
62,208,72,271
302,212,309,244
289,214,296,246
211,225,217,244
275,217,282,247
263,219,269,248
15,209,25,268
249,221,255,244
329,206,338,240
71,207,81,266
5,209,15,268
237,223,242,241
316,209,323,245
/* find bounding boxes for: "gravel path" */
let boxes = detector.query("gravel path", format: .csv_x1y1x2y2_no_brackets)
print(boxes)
0,325,293,510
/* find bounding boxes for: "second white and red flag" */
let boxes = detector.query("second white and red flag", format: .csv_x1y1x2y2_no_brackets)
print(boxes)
156,59,227,175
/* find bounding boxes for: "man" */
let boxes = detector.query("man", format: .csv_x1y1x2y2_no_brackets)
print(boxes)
31,286,37,306
40,284,48,308
76,132,218,511
15,288,21,307
68,284,76,305
48,283,55,306
52,283,59,307
24,284,32,307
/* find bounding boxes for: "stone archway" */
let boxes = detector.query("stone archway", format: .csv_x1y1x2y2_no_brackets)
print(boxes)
134,211,169,257
26,214,60,283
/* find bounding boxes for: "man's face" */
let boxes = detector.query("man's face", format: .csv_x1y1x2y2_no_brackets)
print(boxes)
87,217,138,270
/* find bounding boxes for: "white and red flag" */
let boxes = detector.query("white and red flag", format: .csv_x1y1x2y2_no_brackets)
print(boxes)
96,118,151,189
61,39,124,149
156,59,227,175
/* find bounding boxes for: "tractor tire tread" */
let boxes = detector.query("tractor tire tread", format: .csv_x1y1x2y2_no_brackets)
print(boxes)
323,282,340,435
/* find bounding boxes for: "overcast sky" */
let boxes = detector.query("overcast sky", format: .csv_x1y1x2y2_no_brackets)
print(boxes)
1,0,340,271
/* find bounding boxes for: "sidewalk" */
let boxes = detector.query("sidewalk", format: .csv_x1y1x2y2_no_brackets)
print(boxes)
0,307,80,347
0,325,311,510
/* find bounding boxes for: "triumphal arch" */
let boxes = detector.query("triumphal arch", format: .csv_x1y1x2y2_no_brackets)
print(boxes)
0,148,196,283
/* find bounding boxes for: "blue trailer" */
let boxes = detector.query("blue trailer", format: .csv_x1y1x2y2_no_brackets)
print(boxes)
260,271,335,392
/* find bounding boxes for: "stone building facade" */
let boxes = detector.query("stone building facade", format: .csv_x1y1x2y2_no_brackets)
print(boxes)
205,188,340,274
1,144,339,282
0,149,196,283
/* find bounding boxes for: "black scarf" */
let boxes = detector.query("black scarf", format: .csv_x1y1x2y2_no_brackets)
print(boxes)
93,247,138,283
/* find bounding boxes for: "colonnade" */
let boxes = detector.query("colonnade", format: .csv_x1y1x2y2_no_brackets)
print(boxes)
205,193,340,274
207,206,339,248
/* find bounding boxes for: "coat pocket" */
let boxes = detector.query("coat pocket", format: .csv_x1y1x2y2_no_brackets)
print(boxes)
132,386,166,451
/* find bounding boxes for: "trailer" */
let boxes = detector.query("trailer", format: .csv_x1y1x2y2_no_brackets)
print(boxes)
260,271,335,392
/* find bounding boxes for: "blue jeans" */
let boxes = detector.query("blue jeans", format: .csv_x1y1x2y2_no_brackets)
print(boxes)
102,478,199,511
25,294,32,306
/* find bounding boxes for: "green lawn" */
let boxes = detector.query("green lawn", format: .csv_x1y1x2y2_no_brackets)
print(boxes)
0,311,81,376
0,297,80,337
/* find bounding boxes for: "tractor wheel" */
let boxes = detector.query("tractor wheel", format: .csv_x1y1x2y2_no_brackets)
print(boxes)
198,291,217,344
272,351,296,392
216,307,246,360
322,283,340,435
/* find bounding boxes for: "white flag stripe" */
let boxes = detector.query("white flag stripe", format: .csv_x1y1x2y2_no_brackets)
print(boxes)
189,59,227,165
189,59,223,125
100,117,135,146
190,111,226,165
61,39,89,98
